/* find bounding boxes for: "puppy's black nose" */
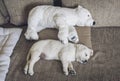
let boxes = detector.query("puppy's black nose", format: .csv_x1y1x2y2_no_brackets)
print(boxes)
93,21,96,25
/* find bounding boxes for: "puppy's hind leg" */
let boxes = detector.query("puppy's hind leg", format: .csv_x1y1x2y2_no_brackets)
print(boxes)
24,61,30,75
28,51,40,76
24,51,31,74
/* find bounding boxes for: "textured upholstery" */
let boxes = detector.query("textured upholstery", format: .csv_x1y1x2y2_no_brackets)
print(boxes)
0,0,9,25
2,0,92,50
4,0,53,25
3,0,120,26
5,27,120,81
62,0,120,26
39,27,92,48
0,14,5,25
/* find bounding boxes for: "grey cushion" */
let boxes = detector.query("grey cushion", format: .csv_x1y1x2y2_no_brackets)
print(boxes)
62,0,120,26
39,27,92,48
4,0,53,25
0,14,5,25
0,0,9,25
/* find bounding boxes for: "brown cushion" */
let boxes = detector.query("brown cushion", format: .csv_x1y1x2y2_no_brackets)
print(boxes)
0,13,5,25
0,0,7,25
62,0,120,26
4,0,53,25
39,27,92,48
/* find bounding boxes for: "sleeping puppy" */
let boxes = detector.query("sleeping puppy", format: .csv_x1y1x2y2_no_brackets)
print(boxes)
24,5,95,44
24,40,93,76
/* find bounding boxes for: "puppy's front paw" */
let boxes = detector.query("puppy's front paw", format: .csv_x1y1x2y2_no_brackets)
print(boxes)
69,70,76,75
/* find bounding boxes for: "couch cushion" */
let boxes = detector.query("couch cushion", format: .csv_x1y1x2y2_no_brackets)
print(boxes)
0,13,5,25
62,0,120,27
0,0,9,25
5,27,120,81
4,0,53,26
2,24,92,47
39,27,92,48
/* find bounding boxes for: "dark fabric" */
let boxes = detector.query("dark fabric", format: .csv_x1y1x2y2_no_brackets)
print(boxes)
53,0,62,7
5,27,120,81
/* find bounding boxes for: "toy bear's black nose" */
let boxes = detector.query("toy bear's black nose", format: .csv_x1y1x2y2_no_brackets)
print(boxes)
93,21,96,25
82,60,88,64
84,60,87,63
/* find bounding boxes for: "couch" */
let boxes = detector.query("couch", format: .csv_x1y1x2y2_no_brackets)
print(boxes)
0,0,120,81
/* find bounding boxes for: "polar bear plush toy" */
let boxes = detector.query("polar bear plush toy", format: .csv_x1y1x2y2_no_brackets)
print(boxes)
25,5,95,44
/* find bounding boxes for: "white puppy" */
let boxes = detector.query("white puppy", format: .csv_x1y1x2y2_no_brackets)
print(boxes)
24,40,93,76
25,5,95,44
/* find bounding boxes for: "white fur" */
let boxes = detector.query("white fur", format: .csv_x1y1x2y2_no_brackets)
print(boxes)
24,40,93,76
25,5,95,44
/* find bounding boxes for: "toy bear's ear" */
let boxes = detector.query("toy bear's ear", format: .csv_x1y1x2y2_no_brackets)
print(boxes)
76,5,83,12
78,5,83,9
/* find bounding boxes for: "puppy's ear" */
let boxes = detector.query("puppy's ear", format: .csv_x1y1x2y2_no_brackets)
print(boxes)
90,49,93,56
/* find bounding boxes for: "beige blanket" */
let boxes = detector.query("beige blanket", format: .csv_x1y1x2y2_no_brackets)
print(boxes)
0,27,22,81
